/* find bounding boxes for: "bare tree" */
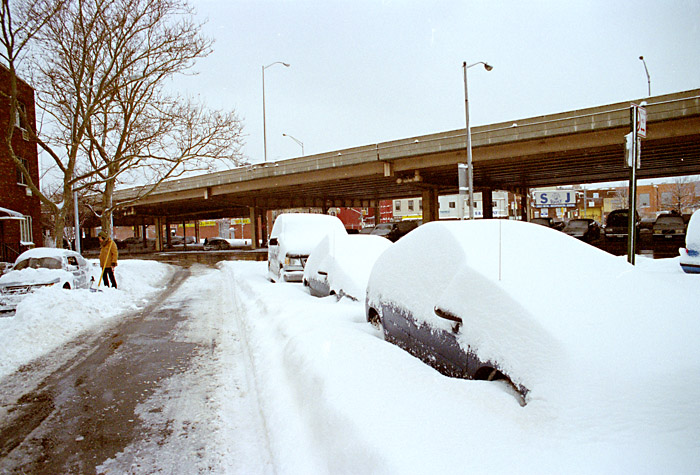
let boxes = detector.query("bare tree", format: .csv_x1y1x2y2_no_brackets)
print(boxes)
613,187,629,210
1,0,70,243
2,0,245,242
661,176,700,215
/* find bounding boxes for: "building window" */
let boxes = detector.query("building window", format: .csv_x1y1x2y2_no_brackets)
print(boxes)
14,102,27,130
449,201,456,209
20,216,33,244
639,193,650,208
419,199,422,211
661,191,672,205
395,201,401,211
408,200,414,211
16,157,28,186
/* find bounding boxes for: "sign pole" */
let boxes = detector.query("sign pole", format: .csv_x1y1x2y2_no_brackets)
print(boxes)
626,105,641,264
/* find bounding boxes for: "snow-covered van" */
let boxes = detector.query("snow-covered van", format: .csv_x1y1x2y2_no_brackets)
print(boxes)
267,213,346,283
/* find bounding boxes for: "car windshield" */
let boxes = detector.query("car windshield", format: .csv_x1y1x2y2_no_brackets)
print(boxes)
13,257,63,271
656,216,684,226
565,220,589,230
371,224,392,235
606,212,628,226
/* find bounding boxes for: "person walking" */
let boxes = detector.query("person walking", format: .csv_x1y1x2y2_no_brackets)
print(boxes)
98,231,118,288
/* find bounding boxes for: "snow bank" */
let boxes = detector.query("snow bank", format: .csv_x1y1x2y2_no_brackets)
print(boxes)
0,259,174,378
223,259,700,473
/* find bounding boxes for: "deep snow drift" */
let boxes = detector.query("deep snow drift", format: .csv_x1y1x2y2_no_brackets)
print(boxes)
1,251,699,473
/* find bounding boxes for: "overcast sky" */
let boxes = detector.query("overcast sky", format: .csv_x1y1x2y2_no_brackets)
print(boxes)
176,0,700,165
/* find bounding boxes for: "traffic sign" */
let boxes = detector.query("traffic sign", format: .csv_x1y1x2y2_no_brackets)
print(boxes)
637,106,647,138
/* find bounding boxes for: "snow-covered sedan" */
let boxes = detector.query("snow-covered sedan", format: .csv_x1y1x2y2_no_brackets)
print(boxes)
268,213,347,283
0,248,92,313
680,209,700,273
303,233,391,301
365,219,700,408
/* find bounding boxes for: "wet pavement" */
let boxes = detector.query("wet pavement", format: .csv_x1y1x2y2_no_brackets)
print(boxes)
0,267,198,474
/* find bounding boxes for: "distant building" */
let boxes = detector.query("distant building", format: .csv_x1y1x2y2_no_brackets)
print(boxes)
0,66,41,263
392,191,517,221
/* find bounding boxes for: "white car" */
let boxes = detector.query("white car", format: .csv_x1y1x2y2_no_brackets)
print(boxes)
680,209,700,273
268,213,347,283
0,248,92,313
303,233,392,301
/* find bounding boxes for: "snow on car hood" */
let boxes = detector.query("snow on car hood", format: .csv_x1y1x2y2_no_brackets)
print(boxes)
0,267,74,287
273,214,347,256
305,234,391,300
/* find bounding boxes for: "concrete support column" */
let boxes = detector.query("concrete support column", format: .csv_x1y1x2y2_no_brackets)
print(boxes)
521,190,530,222
373,202,381,225
155,217,164,252
421,188,439,223
482,188,493,219
249,207,259,250
261,211,268,247
182,220,187,250
141,221,147,248
194,221,200,244
165,219,172,247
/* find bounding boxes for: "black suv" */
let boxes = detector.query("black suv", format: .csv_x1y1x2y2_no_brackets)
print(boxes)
604,209,640,239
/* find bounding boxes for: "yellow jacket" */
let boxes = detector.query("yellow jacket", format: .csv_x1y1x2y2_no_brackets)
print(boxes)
99,238,118,268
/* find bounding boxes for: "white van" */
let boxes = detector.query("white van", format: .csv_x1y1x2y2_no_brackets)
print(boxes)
267,213,347,282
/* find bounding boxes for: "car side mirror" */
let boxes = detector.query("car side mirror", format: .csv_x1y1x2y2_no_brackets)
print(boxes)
269,237,278,246
434,306,462,332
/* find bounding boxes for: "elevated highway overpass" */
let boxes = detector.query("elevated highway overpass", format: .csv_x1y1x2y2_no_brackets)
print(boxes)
108,88,700,246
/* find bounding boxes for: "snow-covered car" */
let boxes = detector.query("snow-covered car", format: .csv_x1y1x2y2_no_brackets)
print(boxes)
365,219,700,407
679,209,700,273
303,234,392,301
203,237,251,251
0,248,92,313
268,213,347,283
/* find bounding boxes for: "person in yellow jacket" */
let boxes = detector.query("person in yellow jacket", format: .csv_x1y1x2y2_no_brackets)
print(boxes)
98,231,118,288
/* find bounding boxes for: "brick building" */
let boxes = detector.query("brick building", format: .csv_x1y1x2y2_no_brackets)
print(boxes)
0,66,42,263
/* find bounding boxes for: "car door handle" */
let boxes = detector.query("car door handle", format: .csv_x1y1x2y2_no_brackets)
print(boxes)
434,306,463,332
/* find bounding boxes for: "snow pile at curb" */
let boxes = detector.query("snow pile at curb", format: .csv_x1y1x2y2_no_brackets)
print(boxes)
0,259,174,379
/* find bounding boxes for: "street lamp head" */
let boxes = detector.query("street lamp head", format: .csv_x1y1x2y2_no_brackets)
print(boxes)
483,63,493,71
282,62,290,67
639,56,644,61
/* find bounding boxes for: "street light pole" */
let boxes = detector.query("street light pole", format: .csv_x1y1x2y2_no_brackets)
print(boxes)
262,62,290,162
463,61,493,219
639,56,651,97
282,133,304,156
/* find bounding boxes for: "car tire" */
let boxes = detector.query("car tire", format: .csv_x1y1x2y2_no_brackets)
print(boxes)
63,283,71,289
367,308,385,339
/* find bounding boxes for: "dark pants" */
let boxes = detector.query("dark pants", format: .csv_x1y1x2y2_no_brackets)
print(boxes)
103,267,117,288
